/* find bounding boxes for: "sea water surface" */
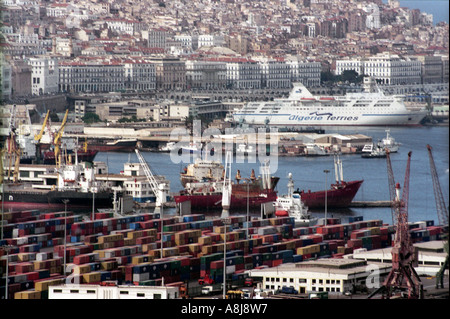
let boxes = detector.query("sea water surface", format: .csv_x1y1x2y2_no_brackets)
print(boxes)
95,125,449,226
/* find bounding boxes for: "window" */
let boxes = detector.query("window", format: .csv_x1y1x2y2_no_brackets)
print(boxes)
70,290,79,293
120,291,129,295
87,290,96,294
154,294,161,299
54,289,62,293
137,293,145,297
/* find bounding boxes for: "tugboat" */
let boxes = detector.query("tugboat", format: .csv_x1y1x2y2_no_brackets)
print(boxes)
273,173,317,227
361,143,387,158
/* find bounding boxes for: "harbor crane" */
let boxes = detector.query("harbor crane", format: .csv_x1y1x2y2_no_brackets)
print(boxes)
134,149,169,209
369,150,423,299
426,144,449,289
135,149,169,257
53,109,69,167
33,110,50,163
5,104,21,183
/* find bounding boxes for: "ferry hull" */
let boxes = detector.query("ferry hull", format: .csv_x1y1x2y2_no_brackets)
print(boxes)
298,180,363,209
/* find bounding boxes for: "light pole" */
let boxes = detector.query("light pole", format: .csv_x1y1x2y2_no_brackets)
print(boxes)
222,217,231,299
1,245,15,299
62,199,69,276
244,178,250,239
323,169,330,226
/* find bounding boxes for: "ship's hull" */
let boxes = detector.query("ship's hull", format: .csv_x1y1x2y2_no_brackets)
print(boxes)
87,139,138,152
234,112,427,127
297,180,363,209
174,190,277,210
233,84,427,127
1,189,114,209
42,150,98,164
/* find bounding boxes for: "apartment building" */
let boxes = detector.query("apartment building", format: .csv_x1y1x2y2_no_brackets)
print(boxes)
28,56,59,95
124,59,156,91
259,59,291,89
286,58,321,87
364,53,421,85
185,60,227,90
225,58,261,89
149,56,186,91
59,59,125,93
335,59,364,76
335,53,423,85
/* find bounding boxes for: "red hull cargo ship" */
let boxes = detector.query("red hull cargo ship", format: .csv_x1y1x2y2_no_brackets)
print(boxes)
175,159,279,210
296,180,363,209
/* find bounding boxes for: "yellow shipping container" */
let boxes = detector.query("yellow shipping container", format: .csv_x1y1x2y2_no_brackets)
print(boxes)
124,238,136,246
148,250,161,259
102,234,124,243
201,245,213,255
198,236,212,245
35,278,64,292
15,290,41,299
73,264,92,274
369,227,381,235
83,272,101,283
162,247,179,258
309,244,320,254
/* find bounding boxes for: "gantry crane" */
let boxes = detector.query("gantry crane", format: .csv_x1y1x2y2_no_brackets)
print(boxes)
33,110,50,163
426,144,449,289
134,149,169,209
5,105,21,183
369,150,423,299
53,109,69,167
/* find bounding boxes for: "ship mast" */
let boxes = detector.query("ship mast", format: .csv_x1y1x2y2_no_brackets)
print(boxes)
221,150,232,219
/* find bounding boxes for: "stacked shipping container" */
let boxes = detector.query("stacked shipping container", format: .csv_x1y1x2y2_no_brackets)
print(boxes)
0,210,445,299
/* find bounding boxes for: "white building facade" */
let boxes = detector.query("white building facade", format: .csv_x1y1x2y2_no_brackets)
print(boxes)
28,56,59,95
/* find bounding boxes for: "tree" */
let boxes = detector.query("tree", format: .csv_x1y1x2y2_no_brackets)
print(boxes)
82,112,101,124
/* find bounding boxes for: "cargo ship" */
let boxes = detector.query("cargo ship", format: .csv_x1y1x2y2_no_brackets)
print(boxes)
294,155,363,209
175,160,279,210
1,161,116,210
86,138,138,152
42,149,98,165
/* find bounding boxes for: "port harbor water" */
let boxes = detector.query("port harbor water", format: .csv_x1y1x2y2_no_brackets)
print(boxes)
1,125,448,302
95,125,449,225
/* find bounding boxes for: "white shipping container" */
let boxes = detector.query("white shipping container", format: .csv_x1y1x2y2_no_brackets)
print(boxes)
226,265,236,274
133,272,150,282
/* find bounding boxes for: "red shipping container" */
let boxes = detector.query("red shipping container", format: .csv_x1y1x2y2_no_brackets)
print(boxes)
15,263,34,274
24,271,40,281
272,259,283,267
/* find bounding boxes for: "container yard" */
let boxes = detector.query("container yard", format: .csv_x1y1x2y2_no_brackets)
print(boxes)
0,208,447,299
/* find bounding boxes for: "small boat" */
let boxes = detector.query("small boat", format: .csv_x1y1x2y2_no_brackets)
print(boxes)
273,173,317,227
236,143,256,156
361,143,386,158
304,143,328,156
159,142,177,152
380,129,400,153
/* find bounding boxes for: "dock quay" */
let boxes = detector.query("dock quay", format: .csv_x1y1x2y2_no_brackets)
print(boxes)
0,209,447,299
348,201,392,208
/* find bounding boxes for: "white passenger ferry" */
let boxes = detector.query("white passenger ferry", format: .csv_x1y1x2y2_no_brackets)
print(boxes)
233,79,427,127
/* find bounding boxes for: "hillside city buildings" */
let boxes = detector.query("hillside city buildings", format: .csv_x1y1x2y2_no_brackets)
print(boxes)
0,0,448,122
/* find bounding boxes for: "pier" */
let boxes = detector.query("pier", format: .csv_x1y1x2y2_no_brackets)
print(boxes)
349,201,392,208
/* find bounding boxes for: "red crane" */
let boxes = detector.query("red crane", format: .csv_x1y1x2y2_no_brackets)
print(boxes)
369,150,423,299
426,144,449,289
426,144,449,227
